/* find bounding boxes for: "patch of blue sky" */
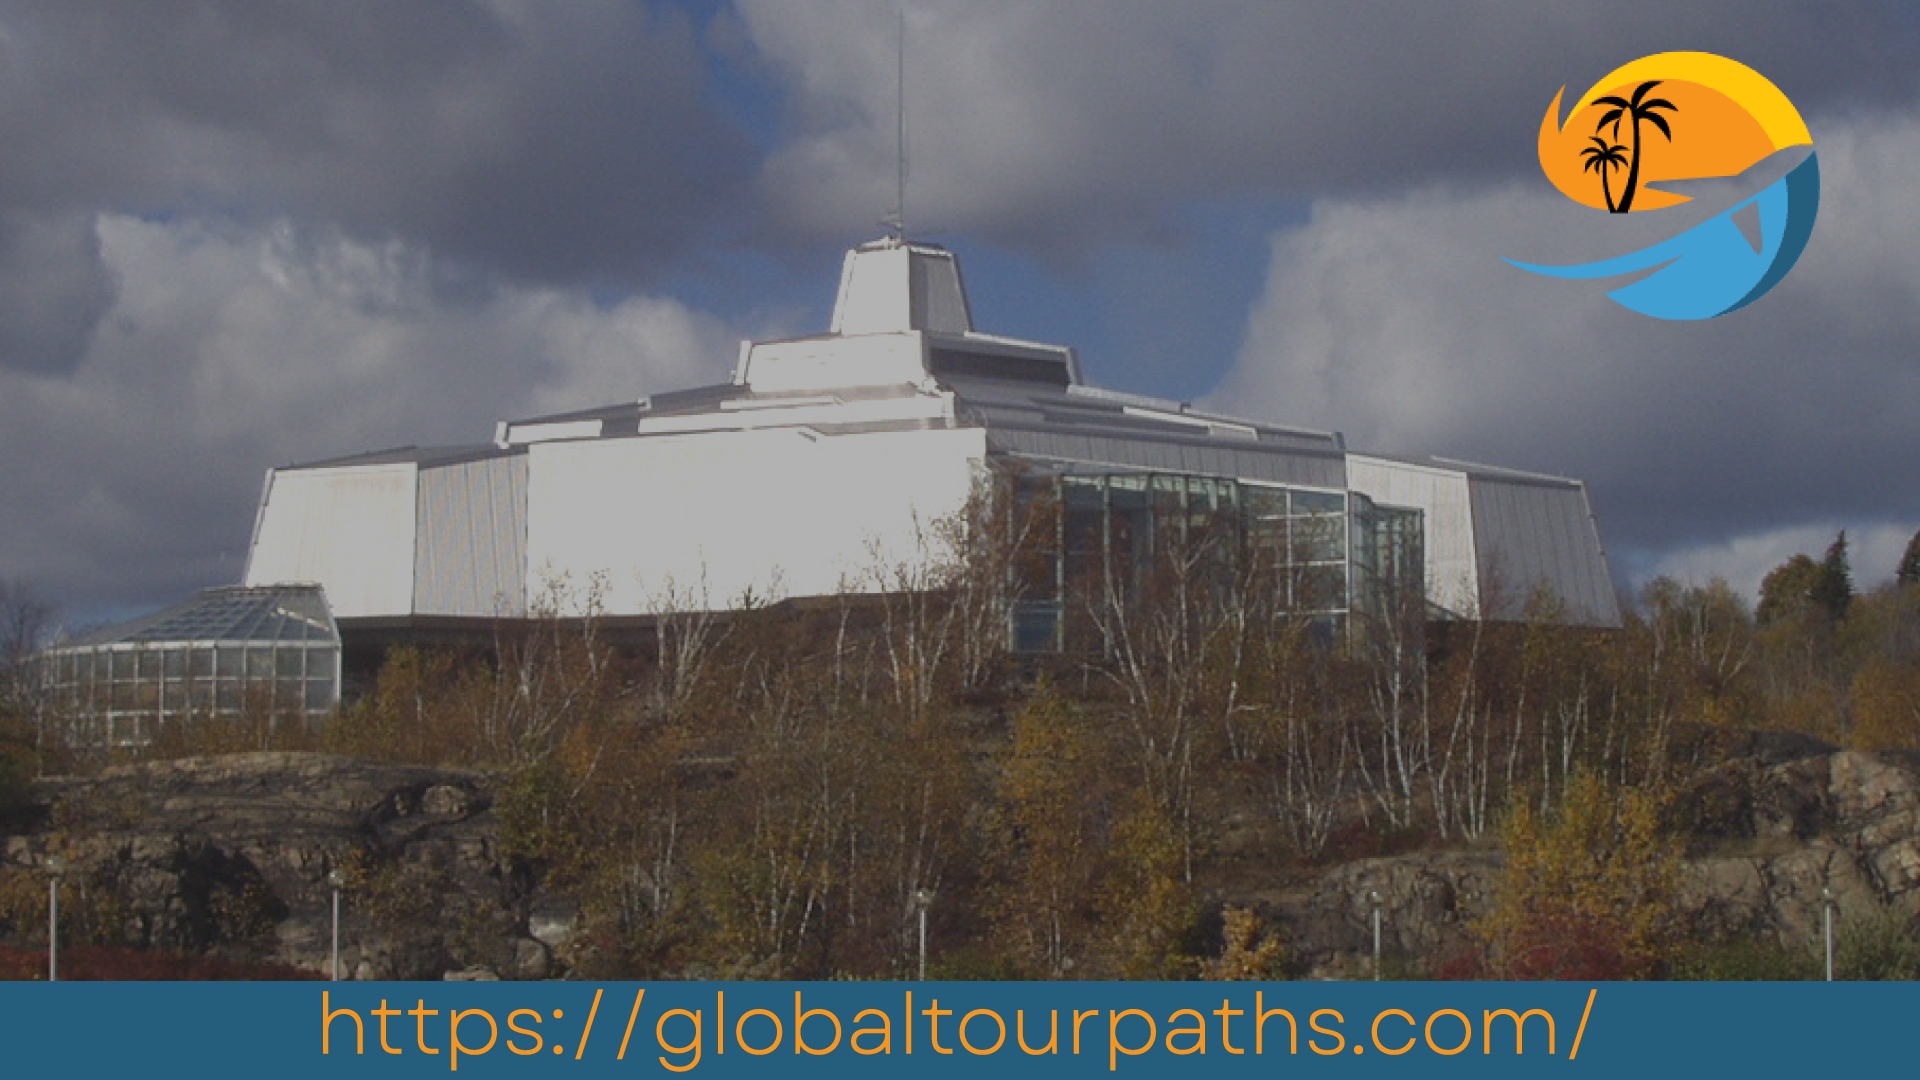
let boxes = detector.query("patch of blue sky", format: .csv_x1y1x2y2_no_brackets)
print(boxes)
967,197,1309,404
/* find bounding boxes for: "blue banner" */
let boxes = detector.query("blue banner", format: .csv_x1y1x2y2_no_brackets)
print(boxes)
0,981,1907,1075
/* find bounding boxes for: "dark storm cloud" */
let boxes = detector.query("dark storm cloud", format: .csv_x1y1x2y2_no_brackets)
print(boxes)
0,1,767,621
0,210,114,373
742,0,1919,254
0,1,752,286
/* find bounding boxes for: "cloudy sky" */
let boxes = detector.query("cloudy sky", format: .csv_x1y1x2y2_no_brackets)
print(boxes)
3,0,1918,627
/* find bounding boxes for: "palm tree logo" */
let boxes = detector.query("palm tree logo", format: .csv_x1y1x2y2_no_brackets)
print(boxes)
1514,52,1819,319
1580,137,1629,212
1588,80,1678,212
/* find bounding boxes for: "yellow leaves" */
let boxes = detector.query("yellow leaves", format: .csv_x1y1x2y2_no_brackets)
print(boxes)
1850,657,1920,752
323,646,470,767
994,685,1201,979
1099,790,1197,981
1480,773,1679,980
1204,904,1287,981
993,682,1102,975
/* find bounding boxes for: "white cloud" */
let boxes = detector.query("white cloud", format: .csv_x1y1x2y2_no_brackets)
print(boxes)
1209,109,1920,594
1648,522,1915,605
2,214,744,617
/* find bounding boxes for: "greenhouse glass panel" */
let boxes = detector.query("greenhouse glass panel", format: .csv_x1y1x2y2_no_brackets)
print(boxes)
305,679,335,712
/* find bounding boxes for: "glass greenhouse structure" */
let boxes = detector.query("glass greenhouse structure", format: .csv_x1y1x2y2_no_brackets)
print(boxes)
34,584,341,749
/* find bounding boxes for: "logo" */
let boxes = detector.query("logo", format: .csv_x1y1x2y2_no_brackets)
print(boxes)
1505,52,1819,319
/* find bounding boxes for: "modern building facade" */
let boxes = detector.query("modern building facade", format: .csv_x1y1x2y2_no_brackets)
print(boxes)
38,239,1618,743
240,238,1618,640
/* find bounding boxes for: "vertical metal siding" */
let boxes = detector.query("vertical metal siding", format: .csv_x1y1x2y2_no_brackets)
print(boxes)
415,454,528,617
1467,477,1619,626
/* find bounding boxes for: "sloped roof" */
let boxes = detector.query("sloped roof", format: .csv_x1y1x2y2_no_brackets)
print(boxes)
279,443,517,471
62,585,338,649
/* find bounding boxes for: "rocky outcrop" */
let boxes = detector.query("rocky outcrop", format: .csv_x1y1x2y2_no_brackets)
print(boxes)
1674,748,1920,948
0,753,554,980
1262,744,1920,977
1273,850,1500,979
3,744,1917,979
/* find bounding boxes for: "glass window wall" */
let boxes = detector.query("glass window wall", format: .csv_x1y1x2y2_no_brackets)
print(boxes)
1002,468,1423,652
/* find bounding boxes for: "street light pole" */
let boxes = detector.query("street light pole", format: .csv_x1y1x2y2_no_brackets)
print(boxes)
328,869,345,982
46,855,64,983
1369,890,1382,982
1822,886,1835,982
913,888,934,982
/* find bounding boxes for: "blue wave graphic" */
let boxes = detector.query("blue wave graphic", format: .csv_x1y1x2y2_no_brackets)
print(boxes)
1505,152,1820,319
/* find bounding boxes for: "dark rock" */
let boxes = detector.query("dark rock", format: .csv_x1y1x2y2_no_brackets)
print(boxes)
3,752,548,979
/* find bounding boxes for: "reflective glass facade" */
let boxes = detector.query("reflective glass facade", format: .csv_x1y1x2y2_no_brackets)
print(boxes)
1006,469,1423,652
34,585,341,748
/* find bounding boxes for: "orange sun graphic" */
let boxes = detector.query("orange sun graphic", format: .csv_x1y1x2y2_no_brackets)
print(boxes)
1538,79,1775,212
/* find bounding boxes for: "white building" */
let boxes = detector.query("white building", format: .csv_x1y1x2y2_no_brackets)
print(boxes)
241,238,1619,644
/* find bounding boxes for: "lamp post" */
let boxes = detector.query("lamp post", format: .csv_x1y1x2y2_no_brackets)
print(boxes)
328,869,345,982
912,888,935,982
1821,886,1836,982
46,855,64,983
1368,890,1383,982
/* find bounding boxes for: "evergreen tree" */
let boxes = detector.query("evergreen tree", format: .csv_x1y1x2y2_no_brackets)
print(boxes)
1899,528,1920,589
1812,531,1855,621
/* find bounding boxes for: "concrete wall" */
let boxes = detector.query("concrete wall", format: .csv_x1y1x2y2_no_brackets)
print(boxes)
523,426,989,616
244,465,418,618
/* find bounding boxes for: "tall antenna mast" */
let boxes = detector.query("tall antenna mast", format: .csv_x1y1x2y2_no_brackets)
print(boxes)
888,4,907,243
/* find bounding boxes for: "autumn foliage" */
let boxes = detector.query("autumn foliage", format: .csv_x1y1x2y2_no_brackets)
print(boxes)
5,516,1920,979
1473,774,1678,980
